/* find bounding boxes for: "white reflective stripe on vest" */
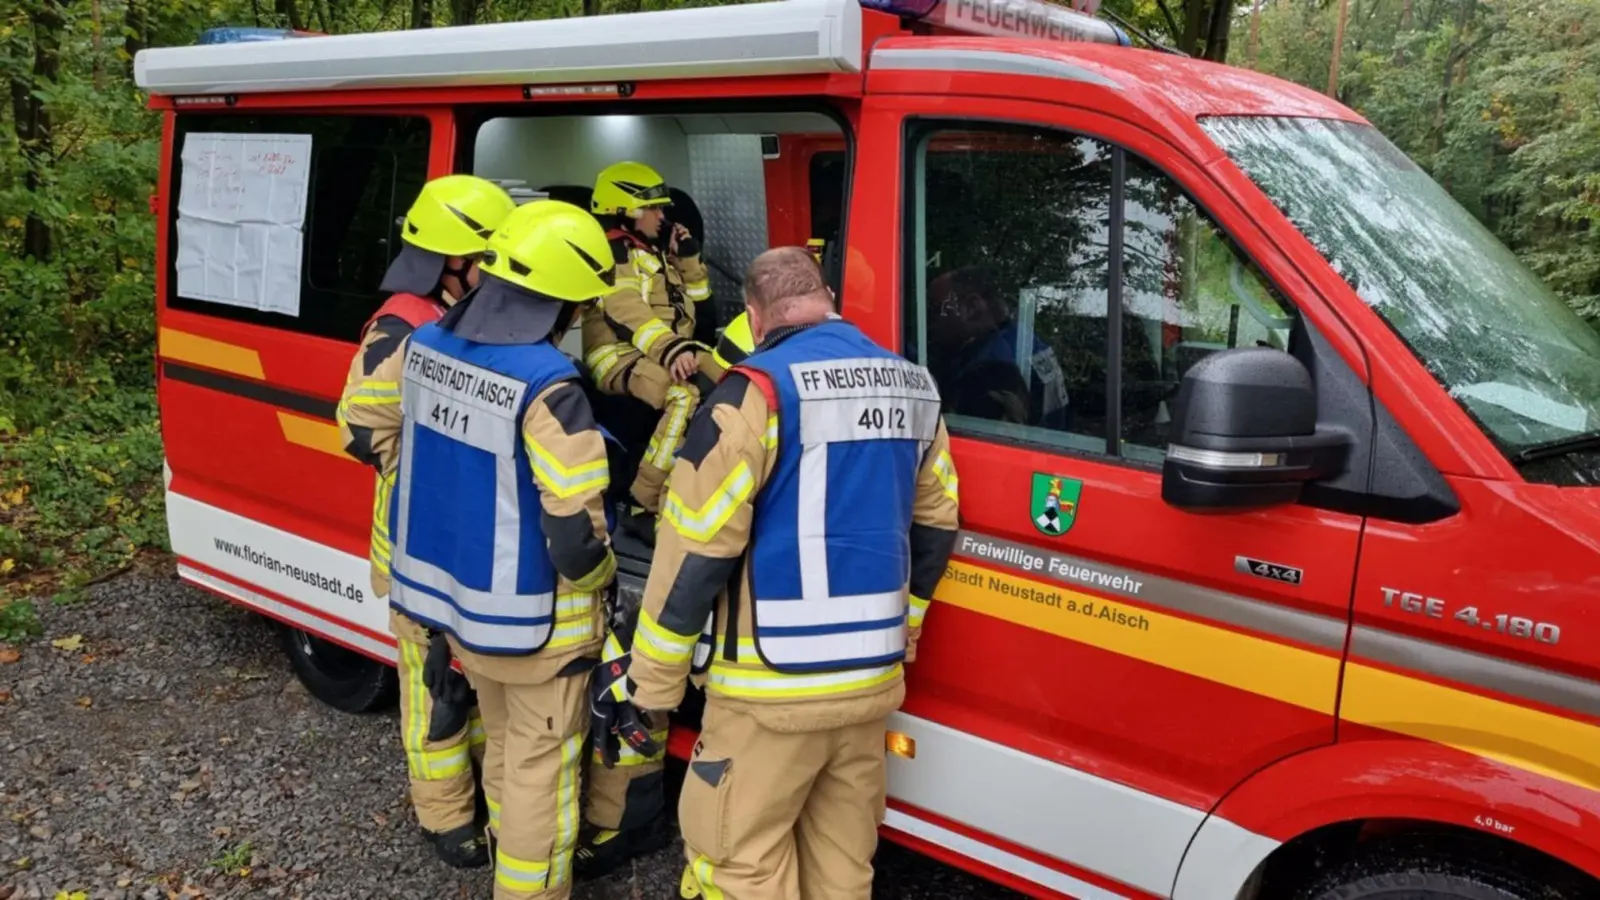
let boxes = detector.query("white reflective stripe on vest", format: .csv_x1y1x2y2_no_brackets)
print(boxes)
754,590,906,666
392,341,554,653
754,354,942,669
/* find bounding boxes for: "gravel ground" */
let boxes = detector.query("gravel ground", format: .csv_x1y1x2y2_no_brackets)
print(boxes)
1,571,1016,900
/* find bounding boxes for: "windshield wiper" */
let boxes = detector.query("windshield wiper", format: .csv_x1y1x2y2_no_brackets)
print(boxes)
1514,429,1600,464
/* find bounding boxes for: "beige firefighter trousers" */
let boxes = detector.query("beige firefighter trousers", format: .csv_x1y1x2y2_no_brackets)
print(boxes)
395,634,485,834
597,354,722,514
465,665,589,900
678,701,890,900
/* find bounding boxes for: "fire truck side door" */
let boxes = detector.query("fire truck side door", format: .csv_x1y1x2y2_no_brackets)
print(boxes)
158,108,450,657
851,72,1365,896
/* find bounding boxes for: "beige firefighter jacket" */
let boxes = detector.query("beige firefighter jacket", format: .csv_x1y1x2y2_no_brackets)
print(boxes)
626,343,962,734
581,234,711,387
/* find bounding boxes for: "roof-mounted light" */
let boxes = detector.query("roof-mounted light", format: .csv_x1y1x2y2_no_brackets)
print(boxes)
197,26,325,45
861,0,1129,47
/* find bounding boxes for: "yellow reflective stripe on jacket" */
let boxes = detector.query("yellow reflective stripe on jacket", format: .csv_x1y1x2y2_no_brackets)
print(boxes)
932,449,959,504
761,415,778,450
547,592,598,649
569,553,616,594
635,608,696,666
486,794,502,833
684,278,711,302
468,714,486,748
909,594,932,629
662,461,754,543
523,436,610,500
707,639,903,699
585,342,630,382
632,318,674,355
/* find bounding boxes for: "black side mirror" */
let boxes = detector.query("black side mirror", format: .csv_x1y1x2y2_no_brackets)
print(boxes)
1162,347,1350,511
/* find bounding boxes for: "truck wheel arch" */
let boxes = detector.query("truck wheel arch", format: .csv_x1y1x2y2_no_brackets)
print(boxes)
1171,738,1600,900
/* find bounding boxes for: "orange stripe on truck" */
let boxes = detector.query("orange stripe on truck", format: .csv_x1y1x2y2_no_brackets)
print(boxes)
158,328,265,380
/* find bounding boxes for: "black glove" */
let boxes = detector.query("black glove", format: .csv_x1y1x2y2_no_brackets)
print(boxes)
422,633,475,742
589,649,661,769
675,234,700,259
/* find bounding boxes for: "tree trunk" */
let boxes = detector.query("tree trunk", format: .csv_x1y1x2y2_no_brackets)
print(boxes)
276,0,304,30
1327,0,1350,97
122,0,146,80
410,0,432,28
1179,0,1208,56
1202,0,1233,61
1247,0,1262,69
14,0,67,260
1428,0,1474,157
449,0,477,25
581,0,600,15
1395,0,1413,64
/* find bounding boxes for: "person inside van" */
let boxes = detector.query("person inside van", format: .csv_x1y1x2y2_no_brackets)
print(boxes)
580,161,719,546
926,266,1070,429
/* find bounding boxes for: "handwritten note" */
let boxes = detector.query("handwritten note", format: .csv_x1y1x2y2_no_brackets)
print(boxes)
175,133,313,314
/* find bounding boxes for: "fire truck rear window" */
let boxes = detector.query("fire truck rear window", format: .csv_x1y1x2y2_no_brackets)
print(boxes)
165,114,430,343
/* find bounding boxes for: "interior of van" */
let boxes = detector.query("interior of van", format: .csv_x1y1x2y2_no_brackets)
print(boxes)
461,106,849,553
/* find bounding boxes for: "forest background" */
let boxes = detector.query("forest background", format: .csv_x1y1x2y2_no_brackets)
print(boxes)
0,0,1595,639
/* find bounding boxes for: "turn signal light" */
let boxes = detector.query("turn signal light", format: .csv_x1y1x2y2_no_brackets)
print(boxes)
886,731,917,759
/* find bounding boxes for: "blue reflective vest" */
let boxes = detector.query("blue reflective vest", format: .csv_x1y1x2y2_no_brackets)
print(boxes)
388,323,578,656
736,321,942,673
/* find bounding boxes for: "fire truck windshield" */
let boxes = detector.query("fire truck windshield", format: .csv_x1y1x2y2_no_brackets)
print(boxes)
1204,115,1600,461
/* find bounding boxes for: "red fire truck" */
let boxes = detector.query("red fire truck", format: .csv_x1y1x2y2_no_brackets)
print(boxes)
135,0,1600,897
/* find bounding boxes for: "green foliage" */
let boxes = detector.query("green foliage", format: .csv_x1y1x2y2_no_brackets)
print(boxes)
1250,0,1600,326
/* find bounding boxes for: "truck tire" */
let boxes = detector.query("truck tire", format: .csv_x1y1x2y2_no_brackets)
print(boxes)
278,624,397,713
1295,837,1574,900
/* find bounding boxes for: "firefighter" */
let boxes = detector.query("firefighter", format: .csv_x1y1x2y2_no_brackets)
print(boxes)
592,247,963,900
336,173,516,870
387,200,619,900
574,308,758,880
580,161,717,545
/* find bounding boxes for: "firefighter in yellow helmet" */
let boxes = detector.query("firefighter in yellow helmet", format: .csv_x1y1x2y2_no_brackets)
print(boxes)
386,200,618,900
581,161,719,545
336,173,515,870
574,307,757,880
592,247,962,900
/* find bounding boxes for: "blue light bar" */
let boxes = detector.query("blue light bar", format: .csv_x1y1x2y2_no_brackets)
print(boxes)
860,0,1129,47
197,26,323,45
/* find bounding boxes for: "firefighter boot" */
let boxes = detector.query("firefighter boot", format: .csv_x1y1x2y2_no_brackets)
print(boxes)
425,822,490,869
574,817,672,880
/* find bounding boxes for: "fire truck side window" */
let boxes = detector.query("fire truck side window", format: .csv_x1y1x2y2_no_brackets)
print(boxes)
903,123,1116,455
1117,156,1298,464
903,120,1300,465
166,114,430,343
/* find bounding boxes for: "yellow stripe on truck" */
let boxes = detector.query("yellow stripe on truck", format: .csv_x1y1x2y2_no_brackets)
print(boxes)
938,560,1600,792
159,327,265,379
1341,663,1600,791
938,561,1340,715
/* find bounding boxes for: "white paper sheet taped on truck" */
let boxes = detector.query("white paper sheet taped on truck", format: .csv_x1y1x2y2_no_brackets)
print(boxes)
175,132,311,315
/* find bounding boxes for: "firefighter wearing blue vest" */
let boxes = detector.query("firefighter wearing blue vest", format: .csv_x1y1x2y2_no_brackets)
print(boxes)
388,199,619,900
337,173,516,870
574,308,759,881
591,246,963,900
